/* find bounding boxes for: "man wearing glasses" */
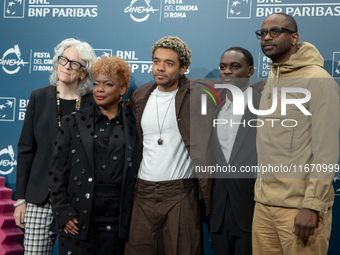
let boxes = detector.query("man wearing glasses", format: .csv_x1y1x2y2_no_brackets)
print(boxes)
253,13,339,255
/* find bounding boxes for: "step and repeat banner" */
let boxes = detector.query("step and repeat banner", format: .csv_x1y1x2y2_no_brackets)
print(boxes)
1,0,340,254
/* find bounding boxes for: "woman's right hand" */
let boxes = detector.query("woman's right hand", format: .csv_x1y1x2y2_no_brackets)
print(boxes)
63,217,79,235
13,201,26,228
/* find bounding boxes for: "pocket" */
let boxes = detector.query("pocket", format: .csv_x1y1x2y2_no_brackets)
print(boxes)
31,156,41,171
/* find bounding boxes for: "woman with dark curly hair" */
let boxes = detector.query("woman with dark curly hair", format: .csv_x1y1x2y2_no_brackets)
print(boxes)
50,56,139,255
14,38,96,254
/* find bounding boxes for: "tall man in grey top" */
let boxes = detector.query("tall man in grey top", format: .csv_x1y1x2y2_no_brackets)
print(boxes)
124,36,210,255
253,13,339,255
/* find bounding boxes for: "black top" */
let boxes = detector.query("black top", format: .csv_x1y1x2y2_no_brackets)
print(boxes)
59,98,77,120
94,105,125,185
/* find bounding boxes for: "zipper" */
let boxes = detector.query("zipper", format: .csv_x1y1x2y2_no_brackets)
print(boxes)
256,158,262,191
289,127,295,158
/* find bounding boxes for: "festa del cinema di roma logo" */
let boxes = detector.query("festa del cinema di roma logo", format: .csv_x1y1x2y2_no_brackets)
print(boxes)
0,45,28,74
124,0,159,22
199,83,311,128
0,145,17,175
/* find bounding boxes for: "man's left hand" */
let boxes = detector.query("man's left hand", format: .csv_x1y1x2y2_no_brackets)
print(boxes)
293,208,318,238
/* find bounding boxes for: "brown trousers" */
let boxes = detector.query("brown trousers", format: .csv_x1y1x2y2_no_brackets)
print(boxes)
124,178,201,255
252,202,332,255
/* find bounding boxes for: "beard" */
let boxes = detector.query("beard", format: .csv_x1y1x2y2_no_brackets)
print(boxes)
261,39,291,63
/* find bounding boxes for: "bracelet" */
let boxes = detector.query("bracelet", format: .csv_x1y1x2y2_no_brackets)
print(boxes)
13,200,26,207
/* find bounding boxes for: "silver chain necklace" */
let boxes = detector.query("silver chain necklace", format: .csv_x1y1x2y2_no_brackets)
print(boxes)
155,87,178,145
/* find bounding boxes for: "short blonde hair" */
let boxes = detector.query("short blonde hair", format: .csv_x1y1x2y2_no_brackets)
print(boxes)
151,36,191,67
92,56,131,95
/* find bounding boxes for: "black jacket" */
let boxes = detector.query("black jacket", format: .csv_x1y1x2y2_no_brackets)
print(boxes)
50,103,139,240
210,89,260,233
16,85,93,204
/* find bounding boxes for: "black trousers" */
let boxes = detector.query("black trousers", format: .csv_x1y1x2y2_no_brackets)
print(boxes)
58,184,125,255
211,195,252,255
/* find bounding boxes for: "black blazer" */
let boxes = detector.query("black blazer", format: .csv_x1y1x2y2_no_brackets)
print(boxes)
15,85,93,204
210,89,260,233
50,103,139,240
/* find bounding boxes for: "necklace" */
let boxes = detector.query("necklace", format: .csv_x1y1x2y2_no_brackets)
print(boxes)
56,83,81,130
155,87,177,145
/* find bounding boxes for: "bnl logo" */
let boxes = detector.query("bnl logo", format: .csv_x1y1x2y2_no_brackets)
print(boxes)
227,0,252,19
94,49,113,60
0,98,16,121
332,52,340,78
4,0,25,18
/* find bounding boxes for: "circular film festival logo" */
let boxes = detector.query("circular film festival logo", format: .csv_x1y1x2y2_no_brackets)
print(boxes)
124,0,159,22
0,45,28,74
0,145,17,175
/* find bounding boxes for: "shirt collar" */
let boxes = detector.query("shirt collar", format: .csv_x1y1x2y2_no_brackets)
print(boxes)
94,103,123,123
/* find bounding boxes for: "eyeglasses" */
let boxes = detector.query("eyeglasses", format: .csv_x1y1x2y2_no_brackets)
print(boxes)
58,56,84,71
255,26,296,40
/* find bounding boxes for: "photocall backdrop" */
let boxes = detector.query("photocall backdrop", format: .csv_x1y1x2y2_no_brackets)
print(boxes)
0,0,339,254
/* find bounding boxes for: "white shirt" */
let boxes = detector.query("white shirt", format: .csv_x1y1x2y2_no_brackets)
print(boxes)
217,87,249,163
138,87,193,181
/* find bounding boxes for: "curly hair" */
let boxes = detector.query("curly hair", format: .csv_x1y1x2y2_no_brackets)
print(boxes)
92,56,131,95
49,38,97,96
151,36,191,67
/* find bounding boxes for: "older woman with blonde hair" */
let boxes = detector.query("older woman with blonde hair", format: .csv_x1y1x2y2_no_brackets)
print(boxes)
50,56,139,255
14,38,96,254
